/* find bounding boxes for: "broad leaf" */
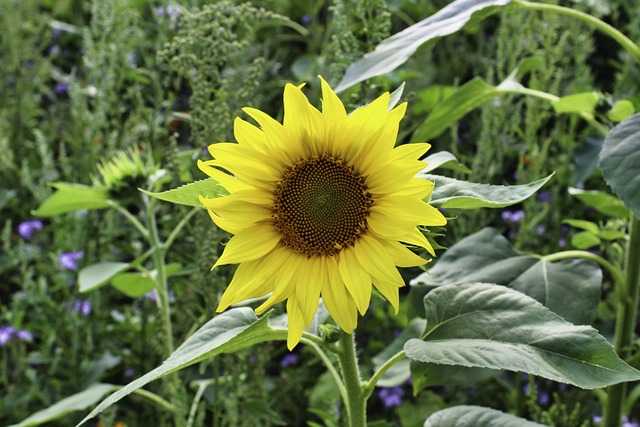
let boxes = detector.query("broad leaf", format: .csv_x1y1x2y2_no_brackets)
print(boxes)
335,0,515,92
572,136,604,183
372,319,426,387
413,78,499,141
111,272,156,297
9,383,115,427
405,283,640,389
411,228,601,325
423,173,553,209
552,92,600,114
411,363,498,390
568,187,630,219
607,100,635,123
79,262,130,293
142,178,226,207
421,151,471,174
599,113,640,219
77,308,286,426
35,183,110,217
424,405,548,427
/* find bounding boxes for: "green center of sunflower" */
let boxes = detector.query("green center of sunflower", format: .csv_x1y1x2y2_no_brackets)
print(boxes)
273,154,373,257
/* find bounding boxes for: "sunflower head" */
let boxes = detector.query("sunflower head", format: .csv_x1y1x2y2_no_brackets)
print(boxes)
199,76,446,349
94,147,157,205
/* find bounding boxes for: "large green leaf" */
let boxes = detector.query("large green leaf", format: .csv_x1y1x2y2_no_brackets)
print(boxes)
405,283,640,389
78,262,130,293
34,183,110,217
111,272,156,297
411,228,601,325
599,113,640,219
568,187,630,219
424,405,548,427
142,178,226,207
411,363,498,390
335,0,515,92
413,78,499,141
423,174,553,209
421,151,471,174
8,383,115,427
76,308,286,426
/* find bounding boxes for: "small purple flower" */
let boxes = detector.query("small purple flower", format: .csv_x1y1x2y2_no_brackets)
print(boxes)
593,415,603,424
54,81,69,95
144,290,158,302
558,238,566,248
538,391,550,406
536,191,551,202
155,6,165,17
501,209,525,223
157,4,181,18
561,224,570,235
535,225,545,235
60,251,83,270
18,220,43,239
300,14,312,25
73,299,91,316
48,44,60,55
15,329,33,342
280,352,298,367
0,326,15,346
378,386,404,408
124,368,136,379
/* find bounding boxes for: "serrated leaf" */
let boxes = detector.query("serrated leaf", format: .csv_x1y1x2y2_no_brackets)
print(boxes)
421,151,471,174
111,272,156,297
552,92,600,114
599,113,640,219
405,283,640,389
76,308,286,426
78,262,130,293
568,187,629,218
424,405,548,427
414,78,499,141
371,319,426,387
142,178,226,207
411,228,601,325
422,173,553,209
607,100,635,123
8,384,115,427
34,183,110,217
335,0,515,92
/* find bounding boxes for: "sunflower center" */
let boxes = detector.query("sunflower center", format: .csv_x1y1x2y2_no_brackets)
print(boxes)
273,154,373,257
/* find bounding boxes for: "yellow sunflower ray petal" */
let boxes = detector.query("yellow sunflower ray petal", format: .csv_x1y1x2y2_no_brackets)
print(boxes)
213,225,281,268
255,251,305,315
197,160,251,193
337,246,372,316
400,228,436,256
391,142,431,161
286,297,305,350
322,256,358,332
354,235,404,288
295,257,323,329
216,260,262,311
379,240,429,267
372,278,400,314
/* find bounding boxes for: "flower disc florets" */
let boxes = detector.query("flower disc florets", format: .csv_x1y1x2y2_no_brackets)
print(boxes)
273,154,373,257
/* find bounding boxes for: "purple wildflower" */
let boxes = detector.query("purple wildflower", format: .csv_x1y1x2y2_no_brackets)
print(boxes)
300,15,312,25
73,299,91,316
15,329,33,342
536,191,551,202
559,238,566,248
144,290,158,302
60,251,83,270
501,209,525,223
280,352,298,367
48,44,60,55
561,224,570,235
0,326,15,346
378,386,404,408
538,391,550,406
535,225,545,235
18,220,43,239
54,81,69,95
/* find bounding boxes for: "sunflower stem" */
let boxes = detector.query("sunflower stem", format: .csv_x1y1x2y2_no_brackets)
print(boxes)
337,332,366,427
604,216,640,427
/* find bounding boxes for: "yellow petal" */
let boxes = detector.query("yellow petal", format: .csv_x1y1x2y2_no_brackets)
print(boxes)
322,255,358,332
213,224,281,268
255,250,306,314
379,239,428,267
367,209,416,239
295,256,322,329
286,297,305,350
353,235,404,288
399,228,436,256
338,92,390,163
366,159,425,195
372,277,400,314
197,159,251,193
391,142,431,161
216,259,263,311
337,246,372,315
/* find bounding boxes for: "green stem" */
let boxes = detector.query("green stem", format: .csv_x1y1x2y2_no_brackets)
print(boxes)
108,200,150,241
130,388,176,412
336,332,366,427
541,250,625,294
514,0,640,64
604,216,640,427
301,338,348,404
164,207,199,252
146,197,173,354
362,350,406,399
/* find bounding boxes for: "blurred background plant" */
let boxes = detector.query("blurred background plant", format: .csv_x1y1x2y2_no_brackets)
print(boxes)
1,0,638,426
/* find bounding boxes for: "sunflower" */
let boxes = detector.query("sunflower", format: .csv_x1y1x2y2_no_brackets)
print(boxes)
198,77,446,349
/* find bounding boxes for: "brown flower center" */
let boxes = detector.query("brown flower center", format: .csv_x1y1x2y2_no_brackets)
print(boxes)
273,154,373,257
